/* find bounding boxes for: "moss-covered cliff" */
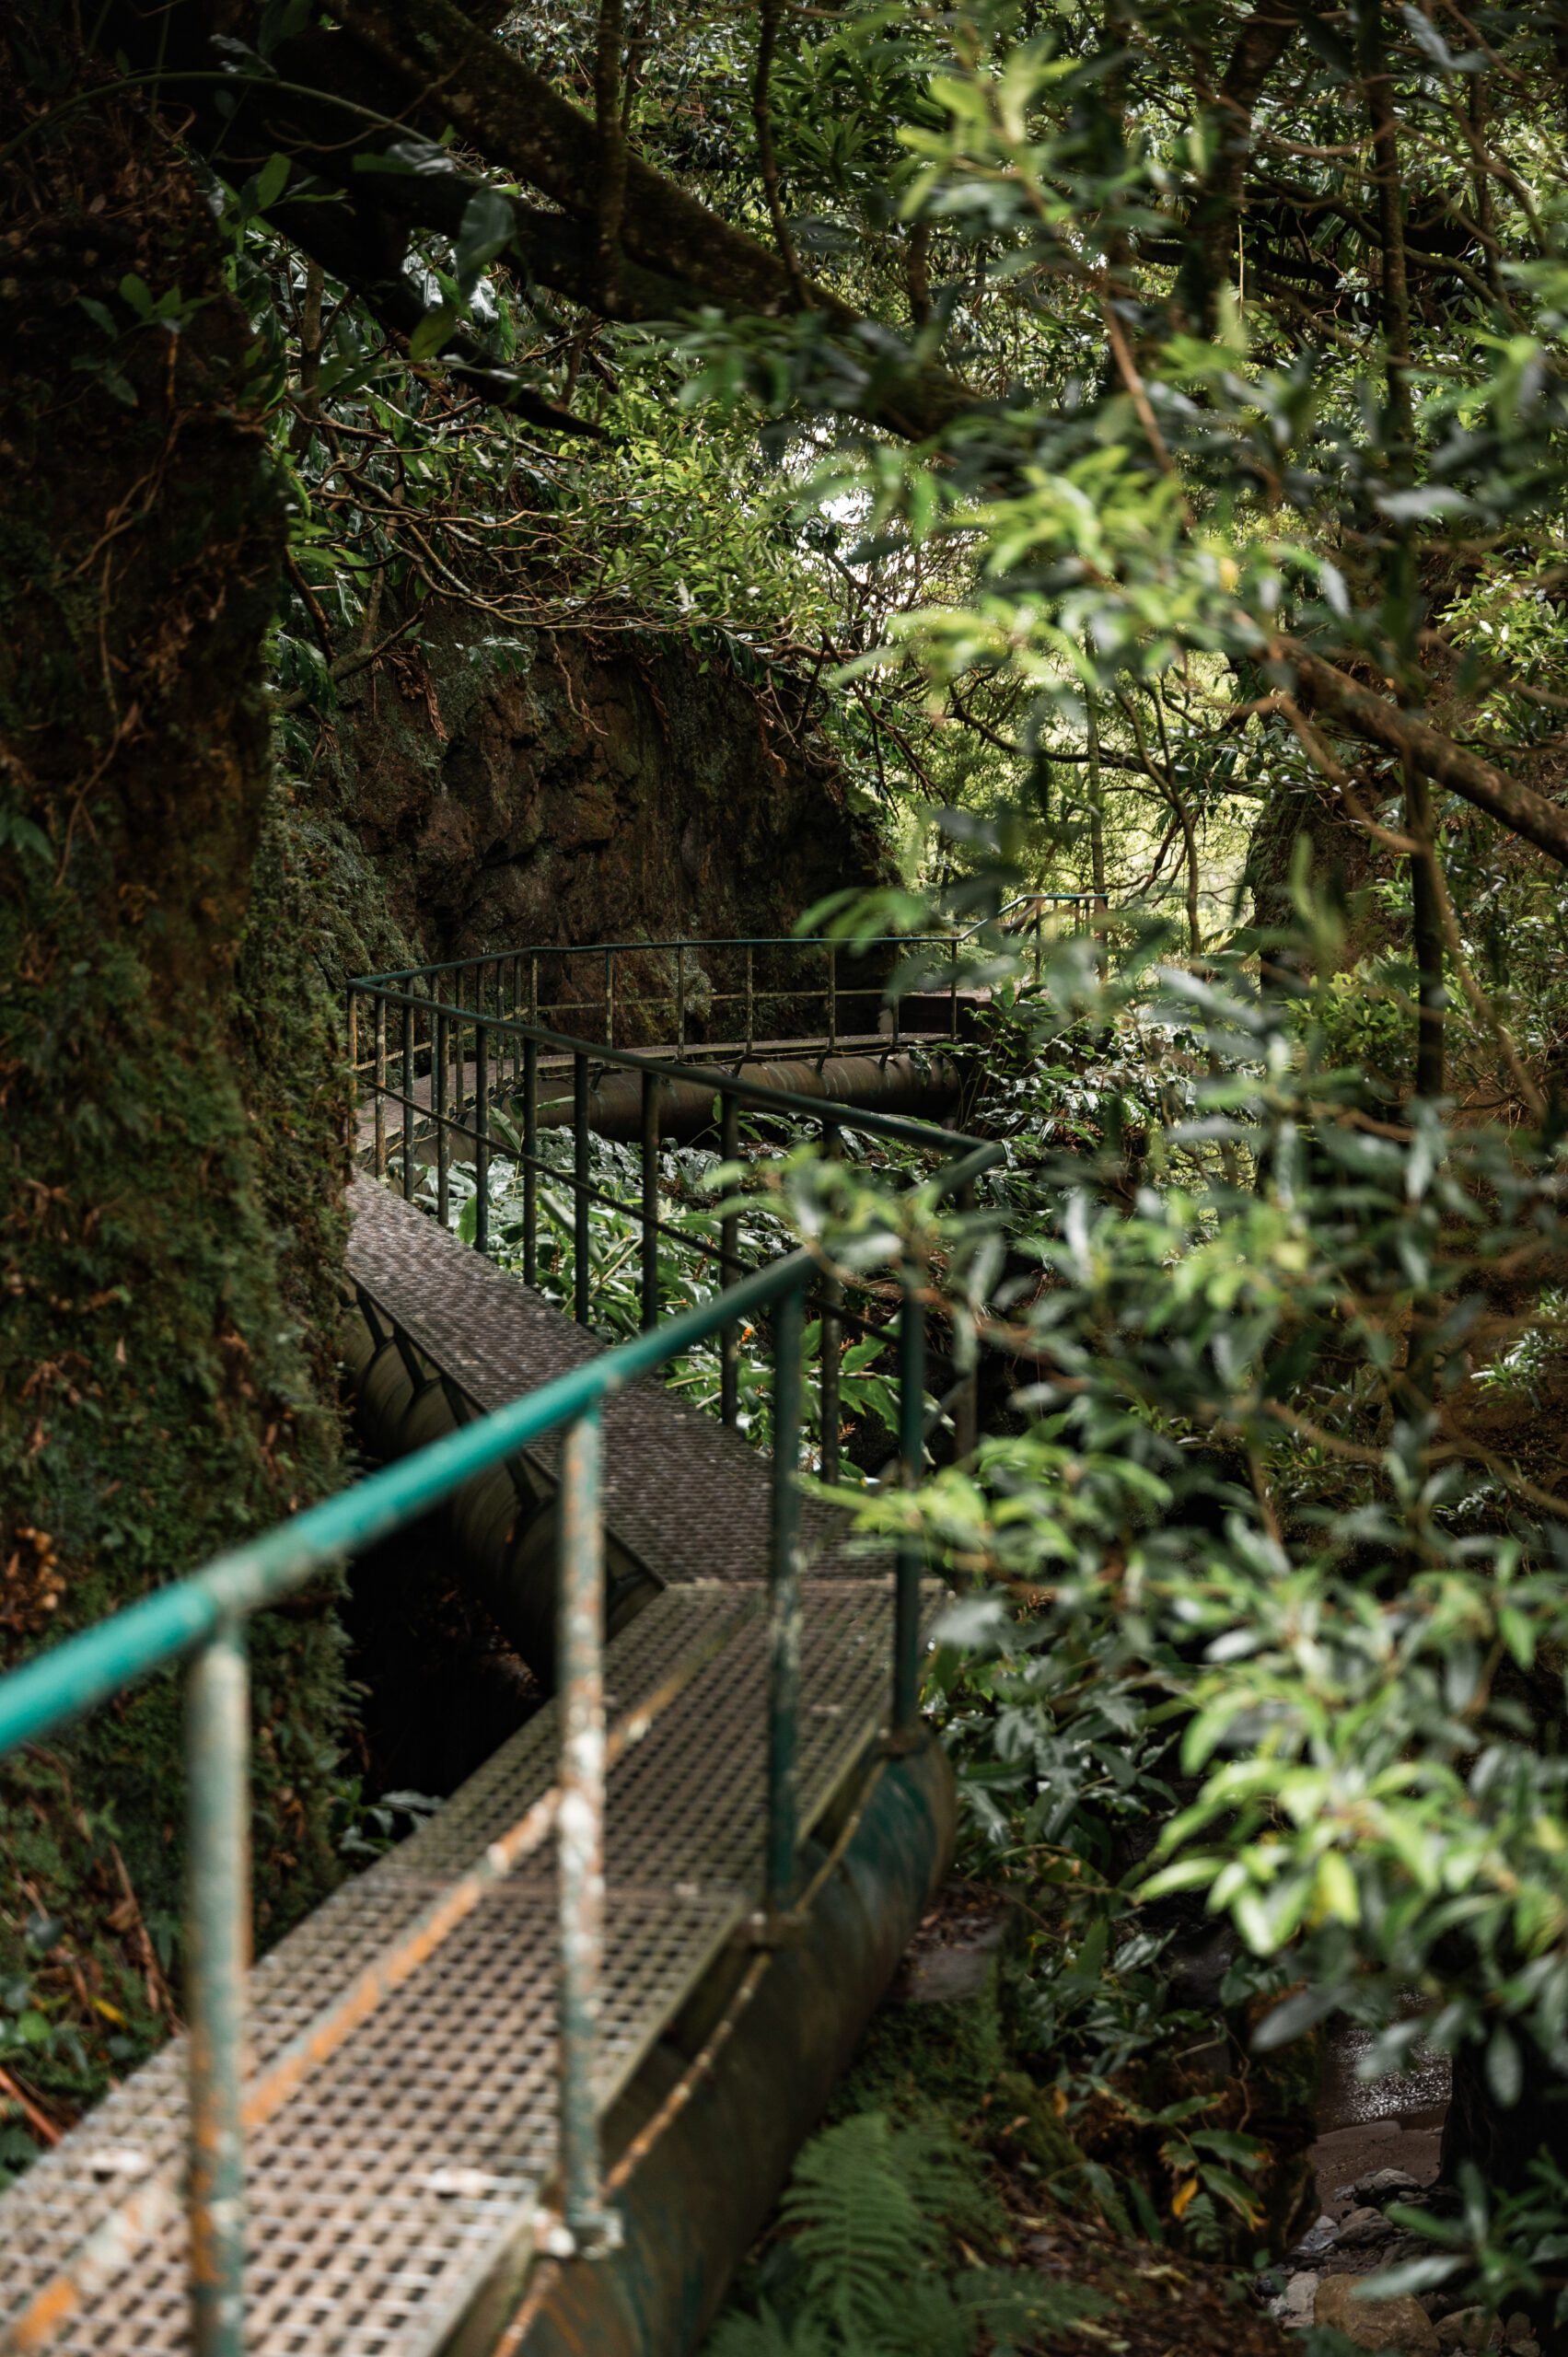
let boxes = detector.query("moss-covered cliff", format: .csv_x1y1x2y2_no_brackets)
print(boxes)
285,607,891,987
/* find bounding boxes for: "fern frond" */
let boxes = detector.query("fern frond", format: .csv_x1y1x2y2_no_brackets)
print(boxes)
953,2268,1112,2356
781,2114,943,2341
703,2300,834,2357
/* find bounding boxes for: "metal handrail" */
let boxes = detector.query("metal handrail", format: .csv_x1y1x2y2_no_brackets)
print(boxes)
0,975,1003,2357
351,907,1097,1074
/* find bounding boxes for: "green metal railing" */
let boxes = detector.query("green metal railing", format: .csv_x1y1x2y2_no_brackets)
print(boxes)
0,958,1005,2356
353,902,1094,1063
344,981,996,1477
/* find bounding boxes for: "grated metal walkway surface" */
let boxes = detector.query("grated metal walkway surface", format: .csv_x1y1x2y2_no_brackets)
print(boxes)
0,1185,911,2357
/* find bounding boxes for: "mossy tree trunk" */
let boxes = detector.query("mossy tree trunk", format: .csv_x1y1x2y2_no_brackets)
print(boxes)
0,7,347,2133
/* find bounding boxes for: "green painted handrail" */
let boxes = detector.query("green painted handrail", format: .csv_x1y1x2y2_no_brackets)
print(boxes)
1,938,1004,2356
0,1251,808,1763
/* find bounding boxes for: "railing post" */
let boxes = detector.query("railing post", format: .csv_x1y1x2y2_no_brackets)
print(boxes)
374,997,388,1180
818,1115,842,1484
744,946,755,1057
435,1008,450,1226
767,1283,804,1916
574,1051,591,1325
640,1070,660,1333
529,951,540,1029
523,1036,540,1287
719,1093,740,1425
605,947,615,1051
475,1021,490,1254
676,948,687,1051
186,1624,250,2357
556,1407,613,2251
826,945,838,1054
401,1000,415,1202
954,1178,979,1463
949,940,959,1041
892,1251,926,1737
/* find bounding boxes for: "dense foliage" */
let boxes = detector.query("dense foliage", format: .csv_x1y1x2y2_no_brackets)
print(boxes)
11,0,1568,2339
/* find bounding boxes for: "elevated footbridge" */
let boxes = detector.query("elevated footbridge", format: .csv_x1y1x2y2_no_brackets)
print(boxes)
0,929,1016,2357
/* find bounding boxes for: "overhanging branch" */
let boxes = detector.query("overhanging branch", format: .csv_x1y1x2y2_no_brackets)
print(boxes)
1279,638,1568,870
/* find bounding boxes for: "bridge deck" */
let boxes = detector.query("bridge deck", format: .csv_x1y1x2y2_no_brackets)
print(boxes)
0,1189,910,2357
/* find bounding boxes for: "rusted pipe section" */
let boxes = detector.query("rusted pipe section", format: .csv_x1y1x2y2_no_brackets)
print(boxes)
476,1736,955,2357
535,1050,962,1145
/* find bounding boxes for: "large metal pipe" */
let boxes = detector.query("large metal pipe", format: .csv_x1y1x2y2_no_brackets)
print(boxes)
534,1050,962,1145
454,1736,956,2357
338,1306,657,1682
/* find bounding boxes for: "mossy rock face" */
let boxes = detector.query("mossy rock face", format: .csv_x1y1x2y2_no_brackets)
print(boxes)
296,608,893,989
0,21,351,2147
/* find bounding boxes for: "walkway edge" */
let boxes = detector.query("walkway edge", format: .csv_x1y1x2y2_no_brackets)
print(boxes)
469,1736,956,2357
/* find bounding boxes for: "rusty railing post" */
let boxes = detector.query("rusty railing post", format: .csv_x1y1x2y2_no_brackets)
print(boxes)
435,1007,450,1226
954,1178,979,1462
574,1051,591,1325
523,1037,540,1287
640,1070,660,1333
719,1093,740,1425
475,1020,490,1254
818,1115,842,1483
186,1624,250,2357
556,1406,614,2251
401,999,415,1202
373,996,388,1180
766,1283,804,1916
892,1249,926,1736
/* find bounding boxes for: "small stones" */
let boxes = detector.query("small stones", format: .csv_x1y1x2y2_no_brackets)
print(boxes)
1434,2315,1494,2352
1289,2212,1342,2260
1352,2166,1424,2205
1430,2312,1539,2355
1313,2274,1440,2351
1275,2272,1320,2328
1337,2204,1399,2247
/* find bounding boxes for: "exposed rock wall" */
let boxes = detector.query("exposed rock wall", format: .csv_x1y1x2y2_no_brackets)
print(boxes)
293,610,890,986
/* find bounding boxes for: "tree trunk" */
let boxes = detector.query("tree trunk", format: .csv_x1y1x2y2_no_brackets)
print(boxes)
0,6,346,2122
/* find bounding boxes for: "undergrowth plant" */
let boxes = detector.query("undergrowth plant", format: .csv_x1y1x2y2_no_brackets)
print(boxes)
704,2111,1110,2357
818,902,1568,2321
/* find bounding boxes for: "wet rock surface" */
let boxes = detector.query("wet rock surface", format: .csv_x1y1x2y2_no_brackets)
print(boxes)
1263,2026,1542,2354
1313,2276,1441,2351
304,607,891,991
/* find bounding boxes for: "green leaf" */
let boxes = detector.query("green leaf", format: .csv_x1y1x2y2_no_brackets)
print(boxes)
254,151,290,214
1486,2024,1522,2108
408,304,460,363
454,187,516,287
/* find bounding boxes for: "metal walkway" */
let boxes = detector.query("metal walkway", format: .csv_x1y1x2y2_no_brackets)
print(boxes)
0,1186,905,2357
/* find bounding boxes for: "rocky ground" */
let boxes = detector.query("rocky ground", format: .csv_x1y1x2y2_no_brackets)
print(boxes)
1259,2029,1539,2353
891,1891,1550,2357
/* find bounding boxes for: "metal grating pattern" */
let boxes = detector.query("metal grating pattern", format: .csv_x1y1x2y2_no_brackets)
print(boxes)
346,1177,858,1584
1,1171,924,2354
0,1578,918,2356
